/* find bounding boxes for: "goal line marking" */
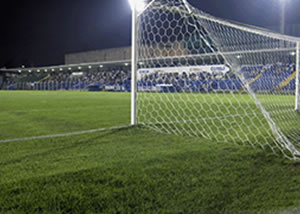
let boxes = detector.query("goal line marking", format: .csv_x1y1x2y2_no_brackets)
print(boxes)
0,125,133,144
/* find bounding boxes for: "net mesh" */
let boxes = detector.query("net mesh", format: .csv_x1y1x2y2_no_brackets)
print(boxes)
136,0,300,160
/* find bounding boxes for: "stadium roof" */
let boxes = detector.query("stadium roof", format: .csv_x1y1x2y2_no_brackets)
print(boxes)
0,60,131,73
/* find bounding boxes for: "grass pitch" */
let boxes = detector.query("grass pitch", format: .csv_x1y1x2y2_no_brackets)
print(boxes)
0,91,130,140
0,91,299,213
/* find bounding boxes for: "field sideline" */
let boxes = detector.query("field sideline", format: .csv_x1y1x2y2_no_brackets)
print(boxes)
0,90,299,213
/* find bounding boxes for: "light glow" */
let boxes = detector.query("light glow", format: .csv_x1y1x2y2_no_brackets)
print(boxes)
128,0,147,12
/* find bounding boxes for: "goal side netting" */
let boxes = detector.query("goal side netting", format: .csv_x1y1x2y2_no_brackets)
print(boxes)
135,0,300,160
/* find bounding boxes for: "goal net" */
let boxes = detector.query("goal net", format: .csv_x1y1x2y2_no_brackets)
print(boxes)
135,0,300,160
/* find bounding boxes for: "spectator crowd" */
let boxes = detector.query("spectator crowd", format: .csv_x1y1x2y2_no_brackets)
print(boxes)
1,63,296,93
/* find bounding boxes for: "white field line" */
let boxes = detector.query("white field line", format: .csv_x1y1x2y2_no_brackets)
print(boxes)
0,125,132,144
0,105,129,114
0,110,295,144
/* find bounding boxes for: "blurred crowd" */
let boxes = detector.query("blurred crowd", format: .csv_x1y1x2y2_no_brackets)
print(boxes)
1,63,296,92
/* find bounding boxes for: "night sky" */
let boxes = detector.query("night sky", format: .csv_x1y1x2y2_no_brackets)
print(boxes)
1,0,300,68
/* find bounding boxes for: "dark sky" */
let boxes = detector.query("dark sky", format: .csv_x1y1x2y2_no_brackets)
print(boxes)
1,0,300,68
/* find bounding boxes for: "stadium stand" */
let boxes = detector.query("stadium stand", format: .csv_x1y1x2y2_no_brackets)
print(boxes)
242,63,296,92
0,74,3,89
0,63,296,93
1,66,131,91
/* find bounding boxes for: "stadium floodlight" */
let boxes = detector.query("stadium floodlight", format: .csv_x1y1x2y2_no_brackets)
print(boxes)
125,63,129,66
44,69,48,72
128,0,147,12
37,69,40,72
279,0,288,34
68,67,72,70
99,65,103,68
78,66,82,70
51,68,55,72
59,68,63,71
88,65,92,69
18,70,21,73
28,70,32,73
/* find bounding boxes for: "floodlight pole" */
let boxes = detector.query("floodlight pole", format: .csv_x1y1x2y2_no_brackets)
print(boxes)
131,6,138,125
295,41,300,111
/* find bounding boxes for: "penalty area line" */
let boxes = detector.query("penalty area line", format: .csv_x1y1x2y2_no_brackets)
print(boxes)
0,125,133,144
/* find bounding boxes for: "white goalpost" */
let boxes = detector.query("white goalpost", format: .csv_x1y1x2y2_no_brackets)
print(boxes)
130,0,138,125
130,0,300,160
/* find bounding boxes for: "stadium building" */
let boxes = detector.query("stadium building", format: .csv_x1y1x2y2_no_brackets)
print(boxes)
0,47,133,91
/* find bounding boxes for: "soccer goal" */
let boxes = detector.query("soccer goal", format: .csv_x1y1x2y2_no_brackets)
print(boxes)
130,0,300,160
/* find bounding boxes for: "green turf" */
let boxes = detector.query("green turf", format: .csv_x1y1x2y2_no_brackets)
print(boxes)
0,91,299,213
0,91,130,139
137,92,300,157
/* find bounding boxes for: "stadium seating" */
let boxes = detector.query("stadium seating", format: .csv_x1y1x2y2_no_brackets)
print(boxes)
1,64,296,93
2,67,131,91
